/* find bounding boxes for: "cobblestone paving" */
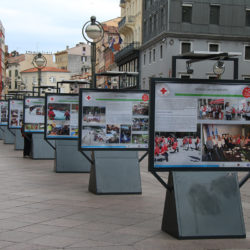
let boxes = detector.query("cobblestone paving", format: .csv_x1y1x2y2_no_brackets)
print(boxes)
0,140,249,249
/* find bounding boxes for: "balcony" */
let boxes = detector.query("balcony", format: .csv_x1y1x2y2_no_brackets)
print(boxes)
118,15,135,33
115,42,140,64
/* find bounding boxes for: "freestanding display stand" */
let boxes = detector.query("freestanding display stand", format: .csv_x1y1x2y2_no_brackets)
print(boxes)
161,171,245,239
32,133,55,159
14,129,24,150
4,127,15,144
88,151,142,194
54,140,90,173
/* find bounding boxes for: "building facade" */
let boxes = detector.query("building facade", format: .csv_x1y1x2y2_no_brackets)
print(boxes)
55,43,91,80
115,0,142,88
20,67,70,94
141,0,250,89
0,20,5,98
95,17,121,88
6,52,55,92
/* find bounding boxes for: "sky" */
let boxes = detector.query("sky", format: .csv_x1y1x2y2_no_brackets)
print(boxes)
0,0,121,54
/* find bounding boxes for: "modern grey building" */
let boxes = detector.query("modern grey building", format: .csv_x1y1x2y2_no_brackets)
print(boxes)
141,0,250,89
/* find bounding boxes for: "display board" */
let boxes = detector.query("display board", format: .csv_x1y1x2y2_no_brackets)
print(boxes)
24,97,45,132
0,101,8,126
45,94,79,139
79,89,149,150
8,99,24,129
149,78,250,171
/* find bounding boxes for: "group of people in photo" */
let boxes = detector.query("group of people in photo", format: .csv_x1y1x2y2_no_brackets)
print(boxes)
198,99,250,121
203,126,250,162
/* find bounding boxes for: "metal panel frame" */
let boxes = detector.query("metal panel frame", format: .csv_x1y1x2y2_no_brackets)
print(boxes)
149,78,250,172
78,88,149,151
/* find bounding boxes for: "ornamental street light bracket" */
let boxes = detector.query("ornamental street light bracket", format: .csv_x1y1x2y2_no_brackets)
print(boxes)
32,53,47,96
82,16,104,89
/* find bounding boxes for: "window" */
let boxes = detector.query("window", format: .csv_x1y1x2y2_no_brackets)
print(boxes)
82,47,86,52
246,9,250,26
209,43,219,52
210,5,220,25
149,16,152,33
160,45,163,59
15,80,17,89
182,4,192,23
9,71,11,77
161,8,164,27
143,53,146,65
15,70,18,77
245,45,250,60
181,42,191,54
153,14,157,31
149,50,152,64
153,49,156,62
209,76,218,80
180,74,191,79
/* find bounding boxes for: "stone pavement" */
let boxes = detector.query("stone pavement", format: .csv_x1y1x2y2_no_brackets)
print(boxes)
0,140,249,250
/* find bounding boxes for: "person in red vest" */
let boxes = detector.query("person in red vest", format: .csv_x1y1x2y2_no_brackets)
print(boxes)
48,107,55,120
195,136,200,150
154,144,160,157
160,144,168,162
187,137,193,150
172,139,179,153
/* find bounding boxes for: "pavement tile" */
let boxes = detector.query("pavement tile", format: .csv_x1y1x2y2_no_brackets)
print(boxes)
0,230,42,243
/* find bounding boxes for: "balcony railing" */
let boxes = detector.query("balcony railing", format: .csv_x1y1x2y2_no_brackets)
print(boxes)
118,15,135,30
115,42,140,62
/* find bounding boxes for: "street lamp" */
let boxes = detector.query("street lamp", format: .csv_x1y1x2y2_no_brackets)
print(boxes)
32,53,47,96
82,16,104,88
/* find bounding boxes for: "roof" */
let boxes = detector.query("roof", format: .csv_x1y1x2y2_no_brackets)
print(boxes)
21,67,69,73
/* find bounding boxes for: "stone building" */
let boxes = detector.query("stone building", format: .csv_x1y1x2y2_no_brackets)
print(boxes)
0,20,5,97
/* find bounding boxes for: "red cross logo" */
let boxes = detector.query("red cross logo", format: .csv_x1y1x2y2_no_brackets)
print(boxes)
0,102,3,105
27,100,30,103
142,94,149,102
86,95,91,101
160,88,167,94
50,97,54,101
12,101,15,104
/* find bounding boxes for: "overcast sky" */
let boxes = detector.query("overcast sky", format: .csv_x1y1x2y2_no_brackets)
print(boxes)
0,0,121,54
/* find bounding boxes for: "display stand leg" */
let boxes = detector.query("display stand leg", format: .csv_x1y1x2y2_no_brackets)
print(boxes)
88,151,142,194
161,171,246,239
54,140,90,173
3,127,15,144
32,133,55,159
14,129,24,150
0,127,3,140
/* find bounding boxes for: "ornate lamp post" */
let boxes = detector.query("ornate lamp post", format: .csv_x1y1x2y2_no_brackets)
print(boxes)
32,53,47,96
82,16,104,88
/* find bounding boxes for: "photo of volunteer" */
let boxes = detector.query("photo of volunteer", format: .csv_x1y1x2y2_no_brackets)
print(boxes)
154,129,201,164
202,124,250,162
198,98,250,121
47,104,71,121
82,106,106,124
47,121,70,136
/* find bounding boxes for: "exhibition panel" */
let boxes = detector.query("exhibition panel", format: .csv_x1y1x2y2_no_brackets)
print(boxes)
24,97,45,133
79,89,149,150
0,101,8,126
8,99,23,129
45,94,79,139
149,79,250,171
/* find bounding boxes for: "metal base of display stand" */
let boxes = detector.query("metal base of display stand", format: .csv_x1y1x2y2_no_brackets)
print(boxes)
14,129,24,150
32,133,55,159
54,140,90,173
0,127,3,140
161,171,246,239
88,151,142,194
3,127,15,144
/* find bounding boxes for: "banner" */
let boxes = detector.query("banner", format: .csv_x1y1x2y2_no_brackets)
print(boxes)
24,97,45,132
79,90,149,150
0,101,8,126
45,94,79,139
149,79,250,171
8,99,23,129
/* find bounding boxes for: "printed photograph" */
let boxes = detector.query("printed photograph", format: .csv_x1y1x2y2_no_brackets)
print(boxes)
154,127,201,164
47,104,71,121
132,118,148,131
70,127,78,137
120,125,132,143
47,121,70,136
106,124,120,143
81,126,106,145
82,106,106,124
198,98,224,120
224,99,250,121
1,107,7,122
132,102,148,116
202,124,250,162
132,134,148,144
